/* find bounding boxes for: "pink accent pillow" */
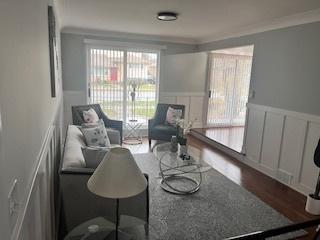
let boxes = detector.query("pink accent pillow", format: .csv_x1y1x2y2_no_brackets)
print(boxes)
166,107,182,126
83,108,99,123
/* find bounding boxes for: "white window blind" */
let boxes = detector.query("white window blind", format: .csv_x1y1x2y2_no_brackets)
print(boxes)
88,46,159,125
207,53,253,126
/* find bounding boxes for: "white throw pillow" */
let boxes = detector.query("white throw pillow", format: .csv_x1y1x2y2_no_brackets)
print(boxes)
81,119,111,147
83,108,99,123
165,107,182,126
81,146,109,168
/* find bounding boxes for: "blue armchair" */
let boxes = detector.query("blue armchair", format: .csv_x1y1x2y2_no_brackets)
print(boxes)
148,103,185,146
72,104,123,143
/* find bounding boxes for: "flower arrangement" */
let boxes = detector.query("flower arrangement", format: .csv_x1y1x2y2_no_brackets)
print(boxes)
176,118,197,140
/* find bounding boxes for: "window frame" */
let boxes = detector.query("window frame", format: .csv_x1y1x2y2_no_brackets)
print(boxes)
85,41,161,125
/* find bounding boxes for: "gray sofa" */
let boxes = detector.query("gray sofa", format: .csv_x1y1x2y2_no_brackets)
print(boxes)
59,125,149,236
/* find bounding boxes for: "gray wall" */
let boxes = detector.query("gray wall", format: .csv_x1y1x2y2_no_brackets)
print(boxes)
61,33,197,93
0,0,62,238
162,52,207,93
199,21,320,116
62,21,320,116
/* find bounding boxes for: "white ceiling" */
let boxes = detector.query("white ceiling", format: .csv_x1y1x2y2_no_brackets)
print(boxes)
58,0,320,44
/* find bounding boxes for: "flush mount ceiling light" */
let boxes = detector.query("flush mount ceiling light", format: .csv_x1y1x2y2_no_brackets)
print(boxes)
157,12,178,21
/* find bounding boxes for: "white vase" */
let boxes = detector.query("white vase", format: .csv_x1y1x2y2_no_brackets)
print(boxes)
305,194,320,215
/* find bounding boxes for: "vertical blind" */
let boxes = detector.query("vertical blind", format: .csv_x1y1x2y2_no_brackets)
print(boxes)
88,47,159,124
207,53,253,126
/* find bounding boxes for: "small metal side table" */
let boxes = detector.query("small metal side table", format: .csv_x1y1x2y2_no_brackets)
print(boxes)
123,119,144,145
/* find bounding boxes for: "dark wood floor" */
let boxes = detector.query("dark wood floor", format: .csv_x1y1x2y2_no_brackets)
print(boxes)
192,126,245,153
124,136,317,239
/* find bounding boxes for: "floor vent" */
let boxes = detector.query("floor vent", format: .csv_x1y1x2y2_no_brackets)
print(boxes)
276,170,293,185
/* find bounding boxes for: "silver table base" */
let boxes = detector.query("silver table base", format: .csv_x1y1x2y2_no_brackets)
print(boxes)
160,175,201,195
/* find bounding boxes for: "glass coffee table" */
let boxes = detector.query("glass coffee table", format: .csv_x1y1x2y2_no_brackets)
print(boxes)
64,215,147,240
153,142,211,195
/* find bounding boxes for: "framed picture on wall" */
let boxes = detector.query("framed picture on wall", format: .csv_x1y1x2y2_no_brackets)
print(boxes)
48,6,59,98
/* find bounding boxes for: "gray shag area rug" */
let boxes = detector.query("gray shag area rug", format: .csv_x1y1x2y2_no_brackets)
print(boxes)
133,153,304,240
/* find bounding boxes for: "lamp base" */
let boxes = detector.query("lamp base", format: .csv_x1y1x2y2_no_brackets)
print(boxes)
105,230,132,240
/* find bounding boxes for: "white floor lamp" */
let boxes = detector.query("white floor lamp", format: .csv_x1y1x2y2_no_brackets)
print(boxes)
87,147,148,239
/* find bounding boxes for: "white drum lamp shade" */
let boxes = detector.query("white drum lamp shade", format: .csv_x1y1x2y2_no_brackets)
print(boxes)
87,147,147,199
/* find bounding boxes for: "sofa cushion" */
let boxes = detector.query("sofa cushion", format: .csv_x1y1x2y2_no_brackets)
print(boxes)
81,119,111,147
165,107,182,126
81,144,121,169
83,108,99,123
62,125,87,170
81,146,109,168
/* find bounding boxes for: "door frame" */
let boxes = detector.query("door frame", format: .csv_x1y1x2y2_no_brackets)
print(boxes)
204,47,254,128
203,45,255,154
203,52,212,128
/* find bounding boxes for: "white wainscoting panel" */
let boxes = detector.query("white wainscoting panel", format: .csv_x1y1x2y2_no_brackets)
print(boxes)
299,122,320,193
17,125,59,240
244,103,320,196
189,96,204,128
260,112,284,175
159,92,205,128
244,108,265,164
278,117,307,185
176,96,190,122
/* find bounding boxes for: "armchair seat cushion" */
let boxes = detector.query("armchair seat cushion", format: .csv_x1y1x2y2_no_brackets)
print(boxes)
153,124,177,134
150,124,178,141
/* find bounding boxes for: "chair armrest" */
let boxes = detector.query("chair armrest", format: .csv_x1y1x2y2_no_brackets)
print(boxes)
101,115,123,143
106,128,121,145
148,119,155,137
148,118,155,128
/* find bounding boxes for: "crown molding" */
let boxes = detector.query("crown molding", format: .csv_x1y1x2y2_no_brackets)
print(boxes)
197,8,320,44
61,27,197,45
84,39,166,51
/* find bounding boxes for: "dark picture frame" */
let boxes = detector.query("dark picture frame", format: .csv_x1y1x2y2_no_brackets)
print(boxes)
48,6,58,97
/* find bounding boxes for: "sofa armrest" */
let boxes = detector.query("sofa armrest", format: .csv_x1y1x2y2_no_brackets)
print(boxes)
60,171,149,234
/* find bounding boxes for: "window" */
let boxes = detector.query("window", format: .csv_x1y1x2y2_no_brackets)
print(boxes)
87,45,159,125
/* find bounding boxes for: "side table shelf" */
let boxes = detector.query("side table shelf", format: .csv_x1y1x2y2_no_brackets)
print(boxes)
123,119,144,145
